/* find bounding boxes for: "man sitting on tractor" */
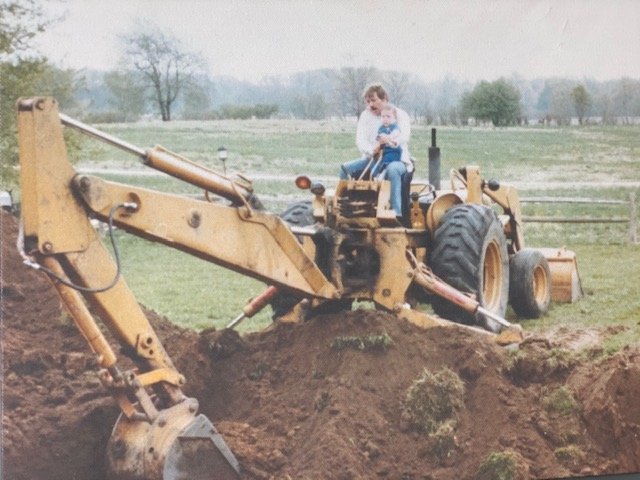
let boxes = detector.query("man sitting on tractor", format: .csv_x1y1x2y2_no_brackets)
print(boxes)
339,83,412,219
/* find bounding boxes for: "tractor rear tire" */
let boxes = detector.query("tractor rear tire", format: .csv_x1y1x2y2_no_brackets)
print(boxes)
429,204,509,332
509,249,551,319
270,201,315,319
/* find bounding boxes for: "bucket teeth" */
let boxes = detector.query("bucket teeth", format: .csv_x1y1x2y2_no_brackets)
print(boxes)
107,401,240,480
163,414,240,480
494,325,524,346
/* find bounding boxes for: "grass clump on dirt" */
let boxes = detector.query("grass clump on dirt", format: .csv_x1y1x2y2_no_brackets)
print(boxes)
476,449,529,480
330,331,393,352
545,348,577,371
402,367,465,433
501,349,527,377
500,348,546,383
554,445,586,470
543,386,579,415
402,368,465,462
428,420,458,464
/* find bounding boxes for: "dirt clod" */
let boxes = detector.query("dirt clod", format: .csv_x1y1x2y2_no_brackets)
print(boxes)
2,209,640,479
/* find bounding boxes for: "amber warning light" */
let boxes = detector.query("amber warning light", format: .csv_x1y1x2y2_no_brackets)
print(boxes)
295,175,312,190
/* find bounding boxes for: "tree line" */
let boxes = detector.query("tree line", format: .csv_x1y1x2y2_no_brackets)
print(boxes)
63,25,640,127
74,66,640,127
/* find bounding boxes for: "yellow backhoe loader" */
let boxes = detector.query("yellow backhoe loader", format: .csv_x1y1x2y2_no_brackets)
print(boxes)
16,97,582,479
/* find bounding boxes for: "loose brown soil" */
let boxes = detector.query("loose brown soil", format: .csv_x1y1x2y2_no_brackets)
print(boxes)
2,209,639,479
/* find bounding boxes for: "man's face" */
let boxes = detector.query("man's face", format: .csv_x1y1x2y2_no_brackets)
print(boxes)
366,93,386,115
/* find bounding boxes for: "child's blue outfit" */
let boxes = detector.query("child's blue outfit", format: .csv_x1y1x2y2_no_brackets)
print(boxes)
371,123,402,177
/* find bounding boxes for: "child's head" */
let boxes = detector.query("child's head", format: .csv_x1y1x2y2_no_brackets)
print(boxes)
380,105,397,126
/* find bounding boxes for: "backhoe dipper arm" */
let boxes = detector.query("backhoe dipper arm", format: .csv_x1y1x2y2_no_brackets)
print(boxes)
18,97,177,384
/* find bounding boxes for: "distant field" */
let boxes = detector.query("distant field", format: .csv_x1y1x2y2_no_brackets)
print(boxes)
80,120,640,183
82,120,640,348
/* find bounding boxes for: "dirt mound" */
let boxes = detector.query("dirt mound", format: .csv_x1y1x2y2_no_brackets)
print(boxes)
2,209,640,480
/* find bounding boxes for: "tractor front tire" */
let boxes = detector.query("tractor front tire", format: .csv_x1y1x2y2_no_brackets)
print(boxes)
430,204,509,332
509,249,551,319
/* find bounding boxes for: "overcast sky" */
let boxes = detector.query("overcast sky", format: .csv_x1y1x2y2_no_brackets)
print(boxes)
37,0,640,83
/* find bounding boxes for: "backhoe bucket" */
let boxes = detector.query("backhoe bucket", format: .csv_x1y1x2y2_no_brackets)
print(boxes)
534,247,583,303
107,400,240,480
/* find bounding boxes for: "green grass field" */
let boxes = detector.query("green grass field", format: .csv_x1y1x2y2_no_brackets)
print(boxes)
81,121,640,183
83,121,640,349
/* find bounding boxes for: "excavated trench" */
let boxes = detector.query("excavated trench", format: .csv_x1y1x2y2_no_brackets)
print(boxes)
2,210,639,480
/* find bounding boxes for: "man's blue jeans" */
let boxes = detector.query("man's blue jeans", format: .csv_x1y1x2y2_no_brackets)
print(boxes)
339,157,407,216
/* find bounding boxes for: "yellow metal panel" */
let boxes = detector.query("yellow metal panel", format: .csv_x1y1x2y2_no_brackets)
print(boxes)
372,230,413,309
394,305,446,329
17,97,92,254
465,166,483,204
136,368,185,388
375,180,397,221
425,192,463,233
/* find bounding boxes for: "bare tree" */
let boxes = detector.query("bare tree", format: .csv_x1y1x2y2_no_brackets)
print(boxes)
120,26,204,121
384,71,409,107
570,84,592,125
405,80,430,122
182,81,213,120
434,76,464,125
332,65,378,117
612,78,640,124
595,92,613,125
549,87,573,125
104,69,148,121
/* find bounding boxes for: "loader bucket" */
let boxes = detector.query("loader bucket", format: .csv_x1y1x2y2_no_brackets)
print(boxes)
107,399,240,480
533,247,583,303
